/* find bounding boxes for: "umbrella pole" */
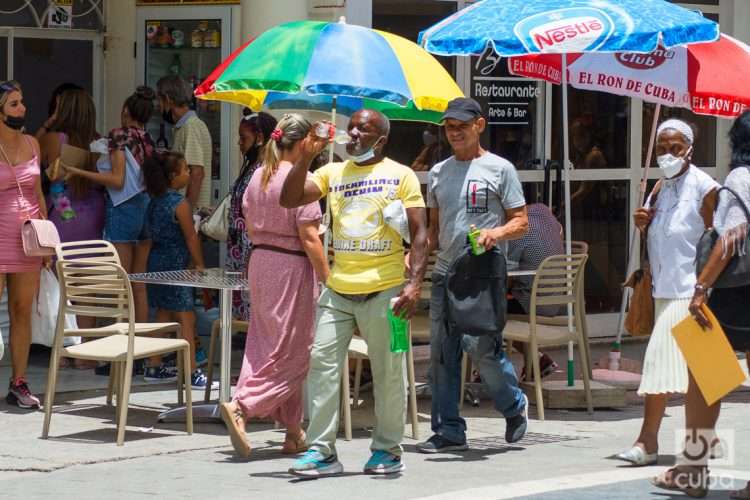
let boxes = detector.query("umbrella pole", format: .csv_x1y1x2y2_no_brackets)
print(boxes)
561,55,575,387
613,103,661,353
329,96,337,164
323,96,338,256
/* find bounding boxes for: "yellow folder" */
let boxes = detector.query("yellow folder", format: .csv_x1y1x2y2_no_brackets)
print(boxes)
672,304,747,406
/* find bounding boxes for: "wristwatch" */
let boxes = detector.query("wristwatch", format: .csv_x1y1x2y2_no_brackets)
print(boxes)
694,283,708,293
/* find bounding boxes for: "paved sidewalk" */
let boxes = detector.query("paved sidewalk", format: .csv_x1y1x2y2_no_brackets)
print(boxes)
1,343,748,500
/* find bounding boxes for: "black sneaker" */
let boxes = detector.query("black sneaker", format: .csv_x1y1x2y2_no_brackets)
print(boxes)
505,394,529,444
94,363,111,376
143,364,177,383
416,434,468,454
94,360,144,377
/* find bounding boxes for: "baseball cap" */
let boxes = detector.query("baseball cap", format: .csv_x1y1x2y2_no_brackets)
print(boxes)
441,97,483,123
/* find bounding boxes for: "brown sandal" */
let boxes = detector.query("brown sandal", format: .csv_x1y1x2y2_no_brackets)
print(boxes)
281,431,308,455
651,466,709,498
220,402,250,458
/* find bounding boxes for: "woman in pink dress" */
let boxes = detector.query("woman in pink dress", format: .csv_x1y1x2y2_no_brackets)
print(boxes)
0,81,48,409
220,114,329,458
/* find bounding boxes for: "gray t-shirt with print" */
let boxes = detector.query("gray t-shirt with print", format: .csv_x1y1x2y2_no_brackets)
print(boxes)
427,152,526,274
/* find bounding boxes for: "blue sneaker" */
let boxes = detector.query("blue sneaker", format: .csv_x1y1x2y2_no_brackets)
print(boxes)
289,450,343,478
190,369,218,390
363,450,405,475
143,364,177,383
195,347,208,368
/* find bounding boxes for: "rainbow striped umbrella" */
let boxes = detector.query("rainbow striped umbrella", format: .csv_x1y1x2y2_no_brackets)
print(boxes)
195,19,463,123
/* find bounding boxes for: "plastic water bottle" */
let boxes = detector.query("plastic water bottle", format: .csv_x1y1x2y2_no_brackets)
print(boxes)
314,122,350,145
387,297,410,353
467,224,485,255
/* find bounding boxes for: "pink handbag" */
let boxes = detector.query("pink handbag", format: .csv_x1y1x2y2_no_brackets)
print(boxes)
21,219,60,257
0,140,60,257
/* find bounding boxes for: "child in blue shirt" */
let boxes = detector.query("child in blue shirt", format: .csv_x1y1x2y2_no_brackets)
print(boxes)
141,151,210,388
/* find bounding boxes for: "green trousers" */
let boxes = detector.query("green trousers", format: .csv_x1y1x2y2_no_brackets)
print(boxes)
305,285,406,457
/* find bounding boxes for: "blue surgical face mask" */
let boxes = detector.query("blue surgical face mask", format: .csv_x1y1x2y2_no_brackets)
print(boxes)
349,136,383,164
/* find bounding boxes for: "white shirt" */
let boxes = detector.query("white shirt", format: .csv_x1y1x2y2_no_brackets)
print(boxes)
647,165,719,299
715,166,750,236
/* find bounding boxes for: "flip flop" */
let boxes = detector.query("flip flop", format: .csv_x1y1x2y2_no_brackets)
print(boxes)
614,446,658,466
219,402,251,458
651,466,709,498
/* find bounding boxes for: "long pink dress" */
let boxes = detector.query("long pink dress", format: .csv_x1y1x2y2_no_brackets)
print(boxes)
233,161,322,427
0,138,43,273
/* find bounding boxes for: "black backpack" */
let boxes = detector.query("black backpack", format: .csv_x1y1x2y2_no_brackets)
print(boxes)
445,246,508,337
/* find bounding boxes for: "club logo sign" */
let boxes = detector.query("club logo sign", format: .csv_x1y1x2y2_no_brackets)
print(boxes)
616,47,676,70
515,7,615,54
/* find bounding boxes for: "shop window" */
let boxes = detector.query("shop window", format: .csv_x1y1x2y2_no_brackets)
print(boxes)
0,37,6,81
572,180,630,312
552,86,630,169
13,37,93,132
373,0,457,168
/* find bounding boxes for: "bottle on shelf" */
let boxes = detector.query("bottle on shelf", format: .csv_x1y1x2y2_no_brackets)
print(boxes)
189,75,199,110
156,122,169,150
168,53,182,76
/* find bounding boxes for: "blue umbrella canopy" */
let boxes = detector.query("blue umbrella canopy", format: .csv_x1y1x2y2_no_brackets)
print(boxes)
419,0,719,56
419,0,720,365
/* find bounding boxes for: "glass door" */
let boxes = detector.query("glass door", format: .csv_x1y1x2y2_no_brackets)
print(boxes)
0,29,8,82
6,28,102,133
137,5,235,205
144,18,222,176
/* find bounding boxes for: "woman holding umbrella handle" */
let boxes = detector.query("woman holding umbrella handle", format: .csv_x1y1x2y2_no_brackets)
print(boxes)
615,119,719,473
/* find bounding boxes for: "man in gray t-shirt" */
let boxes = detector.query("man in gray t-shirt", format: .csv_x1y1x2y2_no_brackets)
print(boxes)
416,98,530,454
427,144,526,273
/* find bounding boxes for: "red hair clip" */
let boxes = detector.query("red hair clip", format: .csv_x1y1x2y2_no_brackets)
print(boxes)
271,128,283,142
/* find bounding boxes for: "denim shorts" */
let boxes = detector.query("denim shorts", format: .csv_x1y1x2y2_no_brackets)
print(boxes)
103,191,150,243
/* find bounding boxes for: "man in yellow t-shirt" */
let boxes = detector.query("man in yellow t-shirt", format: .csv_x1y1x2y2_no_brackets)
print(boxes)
281,109,428,478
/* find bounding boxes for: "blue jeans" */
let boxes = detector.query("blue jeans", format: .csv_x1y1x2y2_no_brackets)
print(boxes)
429,273,525,443
103,191,150,243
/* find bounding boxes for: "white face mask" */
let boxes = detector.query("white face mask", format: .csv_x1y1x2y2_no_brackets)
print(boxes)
349,136,383,164
656,147,692,178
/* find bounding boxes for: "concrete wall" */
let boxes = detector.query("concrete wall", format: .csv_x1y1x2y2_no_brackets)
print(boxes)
102,0,137,133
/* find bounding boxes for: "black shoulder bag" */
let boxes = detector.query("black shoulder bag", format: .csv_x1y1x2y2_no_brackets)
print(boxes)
445,246,508,337
695,186,750,289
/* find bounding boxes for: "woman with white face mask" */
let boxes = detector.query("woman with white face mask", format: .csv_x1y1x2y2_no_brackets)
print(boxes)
615,119,719,469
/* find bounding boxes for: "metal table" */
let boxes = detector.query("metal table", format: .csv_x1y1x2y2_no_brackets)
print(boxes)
508,269,536,277
128,268,247,422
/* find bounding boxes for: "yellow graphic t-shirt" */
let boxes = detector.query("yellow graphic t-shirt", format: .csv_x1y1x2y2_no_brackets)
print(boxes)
310,158,425,294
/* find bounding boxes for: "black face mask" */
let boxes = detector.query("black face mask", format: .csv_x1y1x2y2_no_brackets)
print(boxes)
162,109,175,125
4,115,25,130
243,143,261,169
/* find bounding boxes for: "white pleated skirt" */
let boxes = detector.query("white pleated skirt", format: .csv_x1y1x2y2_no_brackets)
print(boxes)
637,297,691,396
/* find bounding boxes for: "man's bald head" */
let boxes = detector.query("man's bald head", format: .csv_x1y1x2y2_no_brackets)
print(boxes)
353,109,390,137
346,109,390,165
